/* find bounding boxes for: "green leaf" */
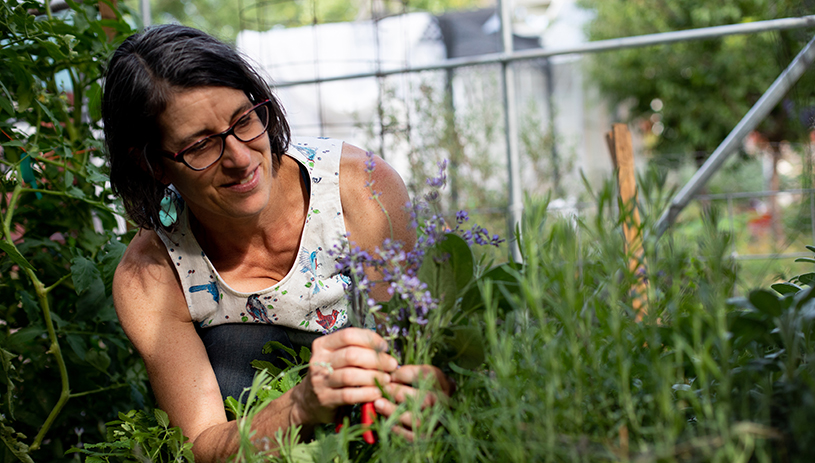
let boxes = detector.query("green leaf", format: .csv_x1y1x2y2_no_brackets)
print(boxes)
418,233,474,312
797,273,815,287
15,82,32,112
1,348,17,419
279,371,300,392
299,345,311,363
224,396,244,419
0,416,34,463
805,245,815,254
0,241,35,271
0,94,13,116
66,186,86,199
154,409,169,428
459,263,522,316
36,100,63,136
63,170,74,190
447,361,480,377
100,239,126,292
85,162,108,184
771,282,802,296
19,290,41,325
65,334,87,361
7,327,45,352
0,82,14,115
794,257,815,264
71,256,102,294
748,289,782,318
433,324,485,369
76,279,109,321
87,81,102,122
85,349,111,372
251,360,283,377
262,340,297,358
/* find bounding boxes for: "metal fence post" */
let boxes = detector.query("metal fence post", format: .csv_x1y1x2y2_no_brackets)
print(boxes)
499,0,524,262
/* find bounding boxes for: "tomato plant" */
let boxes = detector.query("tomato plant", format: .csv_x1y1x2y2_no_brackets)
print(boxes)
0,2,148,461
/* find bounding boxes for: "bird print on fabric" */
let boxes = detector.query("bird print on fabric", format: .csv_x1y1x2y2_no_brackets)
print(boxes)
293,145,317,162
315,308,340,331
299,246,323,294
246,294,274,323
189,280,220,303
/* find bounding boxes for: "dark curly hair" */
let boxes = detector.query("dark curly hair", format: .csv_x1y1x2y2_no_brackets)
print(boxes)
102,24,290,230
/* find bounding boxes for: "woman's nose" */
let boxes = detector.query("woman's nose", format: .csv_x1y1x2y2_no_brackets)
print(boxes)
219,134,252,169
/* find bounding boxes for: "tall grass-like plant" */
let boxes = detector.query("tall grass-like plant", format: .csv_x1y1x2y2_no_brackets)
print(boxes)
78,166,815,462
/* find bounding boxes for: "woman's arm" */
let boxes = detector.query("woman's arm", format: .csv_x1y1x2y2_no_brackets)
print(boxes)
114,230,397,462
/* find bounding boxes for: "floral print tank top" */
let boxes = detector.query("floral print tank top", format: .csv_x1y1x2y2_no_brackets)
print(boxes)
156,137,350,333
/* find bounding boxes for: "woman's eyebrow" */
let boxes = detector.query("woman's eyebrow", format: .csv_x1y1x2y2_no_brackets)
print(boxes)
173,102,255,150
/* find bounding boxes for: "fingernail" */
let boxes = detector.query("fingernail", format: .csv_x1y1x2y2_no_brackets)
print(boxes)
384,373,391,383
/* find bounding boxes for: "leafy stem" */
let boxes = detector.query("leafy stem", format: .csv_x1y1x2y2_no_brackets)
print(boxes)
19,188,114,211
69,383,128,399
2,169,71,453
25,268,70,452
44,273,72,294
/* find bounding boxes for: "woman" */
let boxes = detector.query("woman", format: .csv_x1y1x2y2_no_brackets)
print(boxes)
104,25,449,462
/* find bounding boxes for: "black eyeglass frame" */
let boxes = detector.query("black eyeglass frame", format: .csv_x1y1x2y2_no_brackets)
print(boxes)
160,99,272,171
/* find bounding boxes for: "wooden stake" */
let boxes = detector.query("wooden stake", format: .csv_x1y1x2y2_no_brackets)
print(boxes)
606,123,648,321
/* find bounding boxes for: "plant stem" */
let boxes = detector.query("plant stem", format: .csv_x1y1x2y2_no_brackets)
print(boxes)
3,169,71,453
70,383,128,399
19,188,113,210
27,268,71,452
44,273,72,294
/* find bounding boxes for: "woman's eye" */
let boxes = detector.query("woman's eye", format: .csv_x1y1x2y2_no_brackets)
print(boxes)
236,114,255,128
186,138,213,155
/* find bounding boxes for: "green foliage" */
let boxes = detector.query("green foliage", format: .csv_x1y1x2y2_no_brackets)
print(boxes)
66,409,193,463
580,0,815,165
0,2,146,461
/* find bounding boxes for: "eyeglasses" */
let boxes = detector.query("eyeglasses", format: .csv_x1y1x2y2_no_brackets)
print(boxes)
162,99,271,171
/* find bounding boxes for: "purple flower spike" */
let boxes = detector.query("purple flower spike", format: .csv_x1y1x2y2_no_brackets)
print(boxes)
364,151,376,173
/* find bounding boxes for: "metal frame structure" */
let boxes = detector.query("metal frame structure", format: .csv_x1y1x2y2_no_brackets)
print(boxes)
259,12,815,257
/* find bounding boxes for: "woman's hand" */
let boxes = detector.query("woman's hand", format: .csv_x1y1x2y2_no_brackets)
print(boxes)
291,328,398,426
373,365,455,441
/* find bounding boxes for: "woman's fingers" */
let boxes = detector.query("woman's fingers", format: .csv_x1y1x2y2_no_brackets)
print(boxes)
373,397,422,442
385,382,436,408
324,367,391,389
313,327,389,354
391,365,454,396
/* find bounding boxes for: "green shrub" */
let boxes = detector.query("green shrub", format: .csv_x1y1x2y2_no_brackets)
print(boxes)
0,2,146,461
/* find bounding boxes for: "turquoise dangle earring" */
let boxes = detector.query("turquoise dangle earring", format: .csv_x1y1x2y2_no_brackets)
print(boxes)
159,191,178,227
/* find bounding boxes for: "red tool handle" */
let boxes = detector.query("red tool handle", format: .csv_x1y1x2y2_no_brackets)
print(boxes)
334,402,377,444
361,401,377,444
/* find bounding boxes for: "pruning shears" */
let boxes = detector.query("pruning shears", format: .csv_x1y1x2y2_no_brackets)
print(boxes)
335,276,377,444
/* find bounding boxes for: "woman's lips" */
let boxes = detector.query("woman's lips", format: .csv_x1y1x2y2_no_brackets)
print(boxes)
224,166,259,191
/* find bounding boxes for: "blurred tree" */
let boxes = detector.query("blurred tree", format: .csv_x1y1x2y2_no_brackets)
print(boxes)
125,0,486,44
580,0,815,167
580,0,815,244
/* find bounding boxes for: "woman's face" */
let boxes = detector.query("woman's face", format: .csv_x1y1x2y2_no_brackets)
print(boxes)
157,86,275,224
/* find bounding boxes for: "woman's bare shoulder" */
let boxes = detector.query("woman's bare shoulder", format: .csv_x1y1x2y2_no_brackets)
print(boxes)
338,142,415,251
113,229,191,334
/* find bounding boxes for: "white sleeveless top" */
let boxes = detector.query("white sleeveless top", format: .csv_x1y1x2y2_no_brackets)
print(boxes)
156,137,350,333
